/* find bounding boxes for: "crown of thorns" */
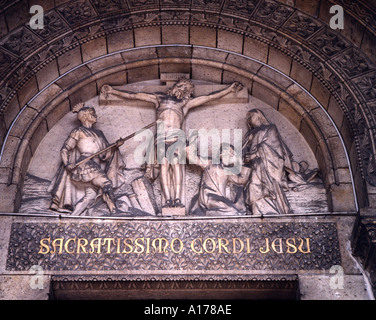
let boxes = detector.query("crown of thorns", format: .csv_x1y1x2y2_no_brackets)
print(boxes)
175,76,193,86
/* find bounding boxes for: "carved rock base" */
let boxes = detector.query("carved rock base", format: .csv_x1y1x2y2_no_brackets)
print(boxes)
131,177,158,216
161,207,186,216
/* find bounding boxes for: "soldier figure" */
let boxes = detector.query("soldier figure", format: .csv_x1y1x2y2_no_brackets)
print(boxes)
48,103,125,216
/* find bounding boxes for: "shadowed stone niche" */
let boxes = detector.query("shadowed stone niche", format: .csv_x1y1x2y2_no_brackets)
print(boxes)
50,275,300,300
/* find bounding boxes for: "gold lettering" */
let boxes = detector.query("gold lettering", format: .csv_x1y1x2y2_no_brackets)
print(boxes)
116,238,121,254
102,238,114,253
170,238,184,253
203,238,216,253
191,238,203,254
77,238,88,253
51,238,64,254
259,238,270,254
271,238,283,254
233,238,244,254
134,237,145,254
286,238,297,254
298,238,311,254
246,238,252,253
218,238,230,254
146,237,151,254
122,238,133,254
152,238,169,253
64,237,76,254
38,238,50,254
89,238,102,254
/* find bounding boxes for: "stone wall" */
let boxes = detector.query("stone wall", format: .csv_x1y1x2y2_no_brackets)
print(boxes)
0,47,359,214
0,0,373,212
0,0,375,300
0,215,372,300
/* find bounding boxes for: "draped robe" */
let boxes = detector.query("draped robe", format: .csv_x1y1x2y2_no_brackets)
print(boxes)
48,126,125,213
243,123,294,215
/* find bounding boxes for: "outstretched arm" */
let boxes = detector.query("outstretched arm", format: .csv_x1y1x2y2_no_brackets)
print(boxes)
185,145,209,169
101,84,159,105
184,82,243,112
229,166,251,185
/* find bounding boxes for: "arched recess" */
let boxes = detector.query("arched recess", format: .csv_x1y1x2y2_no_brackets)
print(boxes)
0,0,374,214
0,0,375,297
0,41,359,213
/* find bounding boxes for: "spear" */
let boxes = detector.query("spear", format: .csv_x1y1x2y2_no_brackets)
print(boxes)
72,121,157,168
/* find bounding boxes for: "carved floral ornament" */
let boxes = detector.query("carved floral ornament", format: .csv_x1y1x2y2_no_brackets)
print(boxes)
0,0,375,192
6,220,341,271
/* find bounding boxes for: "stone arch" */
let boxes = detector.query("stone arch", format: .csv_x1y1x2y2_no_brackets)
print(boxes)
0,1,374,214
1,0,376,298
0,42,357,213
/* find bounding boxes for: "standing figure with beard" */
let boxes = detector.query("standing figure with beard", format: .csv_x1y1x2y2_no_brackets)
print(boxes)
101,78,242,209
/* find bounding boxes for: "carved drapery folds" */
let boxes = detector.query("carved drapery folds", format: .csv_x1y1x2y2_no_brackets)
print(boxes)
20,77,324,217
0,0,375,212
0,0,375,299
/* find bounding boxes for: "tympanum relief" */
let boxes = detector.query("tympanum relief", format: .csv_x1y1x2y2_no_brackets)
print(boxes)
21,76,327,217
48,103,126,216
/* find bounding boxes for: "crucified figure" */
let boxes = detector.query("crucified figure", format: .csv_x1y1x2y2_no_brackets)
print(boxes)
101,78,243,208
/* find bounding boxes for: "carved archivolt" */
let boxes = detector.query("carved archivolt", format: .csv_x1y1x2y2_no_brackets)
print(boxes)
0,0,375,208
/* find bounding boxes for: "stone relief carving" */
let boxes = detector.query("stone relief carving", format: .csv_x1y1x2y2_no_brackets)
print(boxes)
57,0,97,25
21,78,327,217
242,109,318,216
32,10,70,40
0,0,375,193
310,28,351,58
1,27,42,56
91,0,129,13
224,0,259,15
253,0,294,26
354,71,376,102
101,78,243,211
0,49,16,82
51,274,299,295
48,103,127,216
283,11,323,40
333,48,373,78
187,143,250,216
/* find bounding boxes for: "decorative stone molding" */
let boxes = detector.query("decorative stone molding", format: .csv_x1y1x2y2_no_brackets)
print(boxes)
352,214,376,291
51,274,300,299
6,219,341,272
0,51,355,212
0,0,375,201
